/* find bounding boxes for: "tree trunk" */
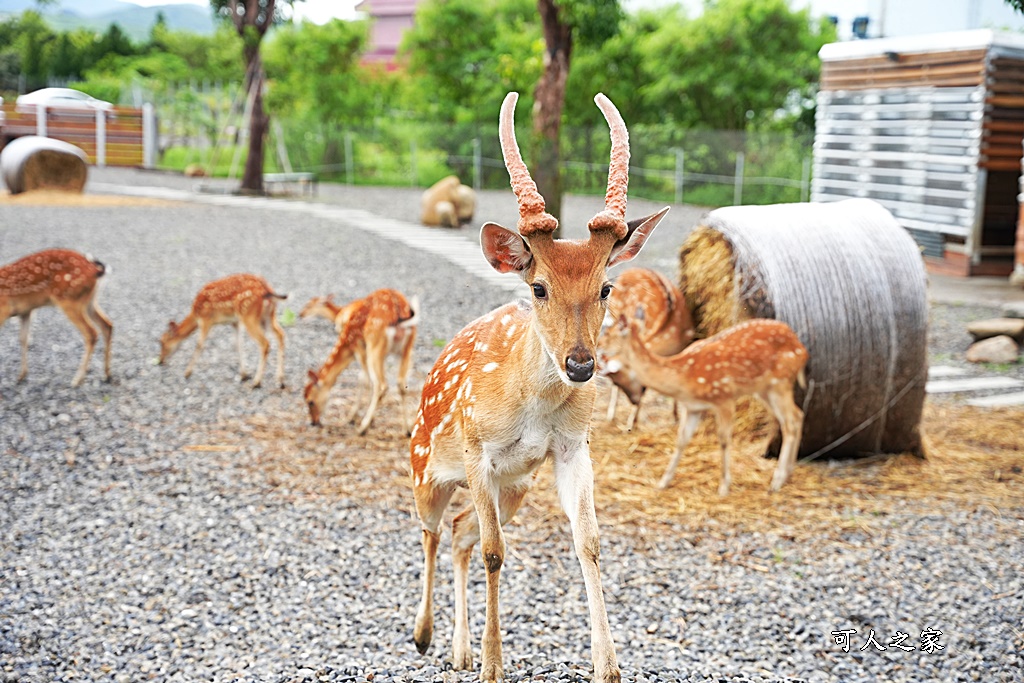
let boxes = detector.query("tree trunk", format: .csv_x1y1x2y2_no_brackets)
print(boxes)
533,0,572,236
239,48,267,195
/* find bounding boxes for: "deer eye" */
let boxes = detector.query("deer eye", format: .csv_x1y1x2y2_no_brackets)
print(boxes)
532,283,547,300
600,284,612,300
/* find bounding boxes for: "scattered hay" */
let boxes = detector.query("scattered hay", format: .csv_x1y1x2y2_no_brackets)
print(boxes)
196,389,1023,543
0,190,179,207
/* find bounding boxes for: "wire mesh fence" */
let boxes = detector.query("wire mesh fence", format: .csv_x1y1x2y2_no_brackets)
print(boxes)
150,81,813,207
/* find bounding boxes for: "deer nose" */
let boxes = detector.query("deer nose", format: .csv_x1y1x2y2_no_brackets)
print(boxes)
566,353,595,382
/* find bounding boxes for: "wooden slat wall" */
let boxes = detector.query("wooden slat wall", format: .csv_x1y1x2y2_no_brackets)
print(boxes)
816,40,1024,273
0,105,144,166
980,55,1024,171
820,49,988,91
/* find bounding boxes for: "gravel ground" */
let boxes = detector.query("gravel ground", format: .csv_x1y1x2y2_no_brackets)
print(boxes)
1,171,1022,683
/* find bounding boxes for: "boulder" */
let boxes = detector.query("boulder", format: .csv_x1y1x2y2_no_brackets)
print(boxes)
965,335,1020,364
1001,301,1024,319
966,318,1024,342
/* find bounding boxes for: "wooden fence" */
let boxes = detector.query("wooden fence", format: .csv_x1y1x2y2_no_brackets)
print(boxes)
0,103,156,168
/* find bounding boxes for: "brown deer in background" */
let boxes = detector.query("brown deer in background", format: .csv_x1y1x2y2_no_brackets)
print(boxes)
0,248,112,387
303,288,417,435
159,274,287,388
599,267,694,430
409,92,668,683
603,313,808,494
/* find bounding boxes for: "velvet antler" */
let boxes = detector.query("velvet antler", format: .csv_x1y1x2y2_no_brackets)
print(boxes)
587,93,630,241
499,92,559,237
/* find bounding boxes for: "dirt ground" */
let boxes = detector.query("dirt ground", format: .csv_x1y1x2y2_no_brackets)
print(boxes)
194,384,1024,545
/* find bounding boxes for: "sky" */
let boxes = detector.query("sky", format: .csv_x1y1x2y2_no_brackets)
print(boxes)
128,0,1024,36
127,0,363,24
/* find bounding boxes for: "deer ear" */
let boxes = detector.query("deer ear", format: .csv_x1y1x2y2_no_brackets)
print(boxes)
307,369,318,383
481,222,533,275
608,206,670,268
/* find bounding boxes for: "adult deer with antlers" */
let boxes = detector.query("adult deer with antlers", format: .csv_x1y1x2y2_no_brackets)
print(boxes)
303,288,417,435
600,267,694,430
604,313,808,494
158,274,287,388
409,92,668,683
0,248,112,386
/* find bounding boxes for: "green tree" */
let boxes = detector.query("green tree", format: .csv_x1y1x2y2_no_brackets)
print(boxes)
638,0,833,130
94,23,136,60
13,12,55,89
399,0,541,185
532,0,622,231
264,19,380,169
210,0,304,194
400,0,538,126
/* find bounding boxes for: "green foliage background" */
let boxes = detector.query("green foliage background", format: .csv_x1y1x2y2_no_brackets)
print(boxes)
0,0,835,207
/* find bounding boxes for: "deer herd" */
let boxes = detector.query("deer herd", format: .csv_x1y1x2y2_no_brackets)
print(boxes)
1,93,811,682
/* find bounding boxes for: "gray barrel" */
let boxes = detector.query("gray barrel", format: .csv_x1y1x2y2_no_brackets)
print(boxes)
679,199,929,459
1,135,88,194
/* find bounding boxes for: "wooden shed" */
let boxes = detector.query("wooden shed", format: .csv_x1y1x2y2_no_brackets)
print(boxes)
812,30,1024,277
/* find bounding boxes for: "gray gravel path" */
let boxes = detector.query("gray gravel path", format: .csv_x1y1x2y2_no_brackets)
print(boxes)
1,171,1022,683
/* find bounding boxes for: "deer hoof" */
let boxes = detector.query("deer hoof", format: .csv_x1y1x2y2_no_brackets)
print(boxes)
452,646,473,671
413,623,432,655
480,661,503,682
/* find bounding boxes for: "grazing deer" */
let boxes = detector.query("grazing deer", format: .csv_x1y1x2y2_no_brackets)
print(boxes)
299,294,344,330
599,267,694,430
303,288,417,435
409,92,668,683
159,274,287,388
0,248,112,387
604,313,808,494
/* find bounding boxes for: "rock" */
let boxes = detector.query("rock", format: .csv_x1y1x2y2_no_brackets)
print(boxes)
965,335,1020,364
966,317,1024,342
1001,301,1024,319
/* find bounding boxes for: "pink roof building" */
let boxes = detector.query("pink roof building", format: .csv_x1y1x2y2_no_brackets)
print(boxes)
355,0,421,70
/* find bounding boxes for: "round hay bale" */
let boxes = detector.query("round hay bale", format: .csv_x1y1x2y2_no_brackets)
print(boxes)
678,198,928,460
1,136,89,195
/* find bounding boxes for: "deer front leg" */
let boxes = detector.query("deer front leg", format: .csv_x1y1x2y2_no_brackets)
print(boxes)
604,383,619,422
450,485,529,672
450,505,477,670
554,440,620,683
396,332,417,436
466,465,506,682
711,401,736,497
766,387,804,492
236,323,250,381
624,394,643,432
356,340,388,436
269,313,286,388
184,322,211,379
413,479,455,656
59,300,99,387
658,408,702,489
17,312,31,383
347,346,369,424
87,300,113,382
242,316,270,388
